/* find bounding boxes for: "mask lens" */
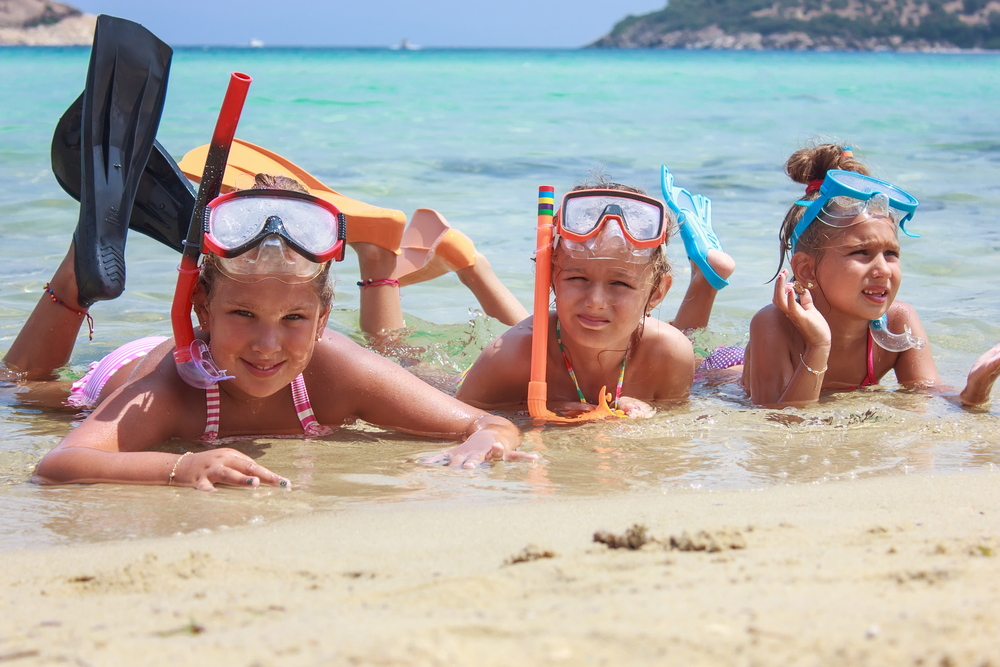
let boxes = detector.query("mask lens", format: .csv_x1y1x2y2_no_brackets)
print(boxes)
209,198,270,250
267,198,340,255
618,198,663,241
562,196,606,236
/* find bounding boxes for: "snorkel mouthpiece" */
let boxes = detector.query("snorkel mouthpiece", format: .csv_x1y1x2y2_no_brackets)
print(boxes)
869,313,925,353
175,339,235,389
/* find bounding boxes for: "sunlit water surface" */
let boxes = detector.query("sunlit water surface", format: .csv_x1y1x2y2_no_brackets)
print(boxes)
0,47,998,550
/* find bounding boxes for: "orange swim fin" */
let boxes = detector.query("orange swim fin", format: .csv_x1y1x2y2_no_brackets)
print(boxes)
395,209,478,287
178,139,406,252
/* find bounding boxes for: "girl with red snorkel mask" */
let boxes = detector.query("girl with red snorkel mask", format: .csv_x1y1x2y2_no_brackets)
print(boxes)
455,176,735,418
9,175,533,489
743,144,1000,407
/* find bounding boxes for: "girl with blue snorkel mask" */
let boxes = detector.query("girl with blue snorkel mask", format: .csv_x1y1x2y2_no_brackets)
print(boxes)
743,143,1000,406
456,177,735,418
9,174,533,489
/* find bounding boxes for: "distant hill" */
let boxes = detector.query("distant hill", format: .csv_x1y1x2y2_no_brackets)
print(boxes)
0,0,95,45
589,0,1000,51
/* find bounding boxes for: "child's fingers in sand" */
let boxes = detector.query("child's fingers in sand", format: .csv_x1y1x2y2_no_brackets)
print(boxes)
420,437,538,469
177,449,291,491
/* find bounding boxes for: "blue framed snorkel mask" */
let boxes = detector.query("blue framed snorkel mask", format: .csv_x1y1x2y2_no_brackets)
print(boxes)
791,169,920,254
792,169,924,353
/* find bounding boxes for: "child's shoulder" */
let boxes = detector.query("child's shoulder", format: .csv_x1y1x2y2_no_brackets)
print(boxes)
749,303,798,340
641,317,695,357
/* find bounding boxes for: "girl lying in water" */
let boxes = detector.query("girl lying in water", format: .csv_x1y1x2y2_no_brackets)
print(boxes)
7,175,535,489
742,143,1000,407
453,175,736,418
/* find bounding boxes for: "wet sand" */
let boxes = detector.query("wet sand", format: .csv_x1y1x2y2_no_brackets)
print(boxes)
1,472,998,666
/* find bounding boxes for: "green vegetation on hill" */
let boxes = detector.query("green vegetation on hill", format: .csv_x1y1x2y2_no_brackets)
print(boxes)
597,0,1000,50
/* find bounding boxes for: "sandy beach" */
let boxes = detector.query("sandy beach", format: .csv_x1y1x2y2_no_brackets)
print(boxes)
0,471,997,665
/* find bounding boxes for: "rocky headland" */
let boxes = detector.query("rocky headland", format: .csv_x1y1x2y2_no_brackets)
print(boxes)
590,0,1000,51
0,0,95,45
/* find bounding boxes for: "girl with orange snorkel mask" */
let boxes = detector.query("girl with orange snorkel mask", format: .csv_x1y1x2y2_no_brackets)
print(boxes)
455,174,735,419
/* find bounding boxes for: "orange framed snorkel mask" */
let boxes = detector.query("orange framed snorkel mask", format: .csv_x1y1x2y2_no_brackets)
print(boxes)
527,186,627,425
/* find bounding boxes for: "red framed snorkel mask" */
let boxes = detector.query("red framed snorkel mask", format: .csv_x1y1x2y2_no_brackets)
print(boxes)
555,189,666,263
203,189,347,283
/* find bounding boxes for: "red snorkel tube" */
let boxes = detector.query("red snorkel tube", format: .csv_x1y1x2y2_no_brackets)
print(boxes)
171,72,252,388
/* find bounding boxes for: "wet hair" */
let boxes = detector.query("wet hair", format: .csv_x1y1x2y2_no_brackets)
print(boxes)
198,173,334,307
775,142,872,279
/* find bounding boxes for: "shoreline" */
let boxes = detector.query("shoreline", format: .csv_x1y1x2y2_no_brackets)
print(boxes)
2,471,998,665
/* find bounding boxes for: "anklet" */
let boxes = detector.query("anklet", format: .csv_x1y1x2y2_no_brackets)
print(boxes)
357,278,400,289
168,451,192,486
44,283,94,341
799,354,827,376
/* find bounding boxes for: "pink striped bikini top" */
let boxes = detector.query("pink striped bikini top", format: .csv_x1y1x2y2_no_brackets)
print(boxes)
202,374,334,441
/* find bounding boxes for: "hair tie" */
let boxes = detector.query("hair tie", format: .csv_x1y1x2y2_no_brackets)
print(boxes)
842,146,853,158
805,179,824,195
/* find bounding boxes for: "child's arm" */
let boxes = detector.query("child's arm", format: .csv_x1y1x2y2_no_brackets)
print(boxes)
744,271,831,406
958,343,1000,405
888,302,940,386
33,358,289,489
312,332,534,468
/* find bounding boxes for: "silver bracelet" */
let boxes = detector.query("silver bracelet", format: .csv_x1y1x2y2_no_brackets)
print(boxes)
168,452,192,486
799,353,827,376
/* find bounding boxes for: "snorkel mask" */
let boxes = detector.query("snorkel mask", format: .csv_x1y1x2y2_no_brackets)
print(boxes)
791,169,920,254
792,169,925,353
554,189,666,263
203,189,347,283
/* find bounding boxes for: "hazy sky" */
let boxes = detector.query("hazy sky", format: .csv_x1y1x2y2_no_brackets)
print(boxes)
69,0,665,48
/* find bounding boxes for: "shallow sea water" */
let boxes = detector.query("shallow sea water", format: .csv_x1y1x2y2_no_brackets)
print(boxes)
0,47,998,550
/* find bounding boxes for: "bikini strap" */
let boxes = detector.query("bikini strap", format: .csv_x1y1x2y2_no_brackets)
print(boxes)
290,373,325,436
863,329,877,387
203,383,221,441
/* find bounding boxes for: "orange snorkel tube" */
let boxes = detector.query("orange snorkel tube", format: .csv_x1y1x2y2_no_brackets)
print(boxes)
171,72,252,388
527,186,620,424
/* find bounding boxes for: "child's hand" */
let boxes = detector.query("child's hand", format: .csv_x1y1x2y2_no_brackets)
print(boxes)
773,269,831,350
173,449,291,491
420,430,538,469
617,397,656,419
959,342,1000,405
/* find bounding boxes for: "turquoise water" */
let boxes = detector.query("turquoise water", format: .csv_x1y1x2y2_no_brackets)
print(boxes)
1,47,999,549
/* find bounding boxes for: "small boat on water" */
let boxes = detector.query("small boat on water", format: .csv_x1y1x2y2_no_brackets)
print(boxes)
390,38,420,51
249,38,264,48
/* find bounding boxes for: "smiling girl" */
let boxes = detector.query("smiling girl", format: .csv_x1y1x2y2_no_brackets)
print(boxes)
742,144,1000,407
7,175,533,489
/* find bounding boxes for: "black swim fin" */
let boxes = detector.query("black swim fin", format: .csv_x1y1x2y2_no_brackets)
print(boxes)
52,92,194,254
72,15,173,305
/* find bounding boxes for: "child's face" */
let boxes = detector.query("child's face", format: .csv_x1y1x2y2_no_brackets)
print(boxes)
811,215,902,321
195,276,330,399
552,252,663,350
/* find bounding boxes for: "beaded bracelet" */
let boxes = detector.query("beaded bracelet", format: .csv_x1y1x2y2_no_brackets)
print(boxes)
168,452,192,486
44,283,94,340
357,278,400,289
799,354,828,376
